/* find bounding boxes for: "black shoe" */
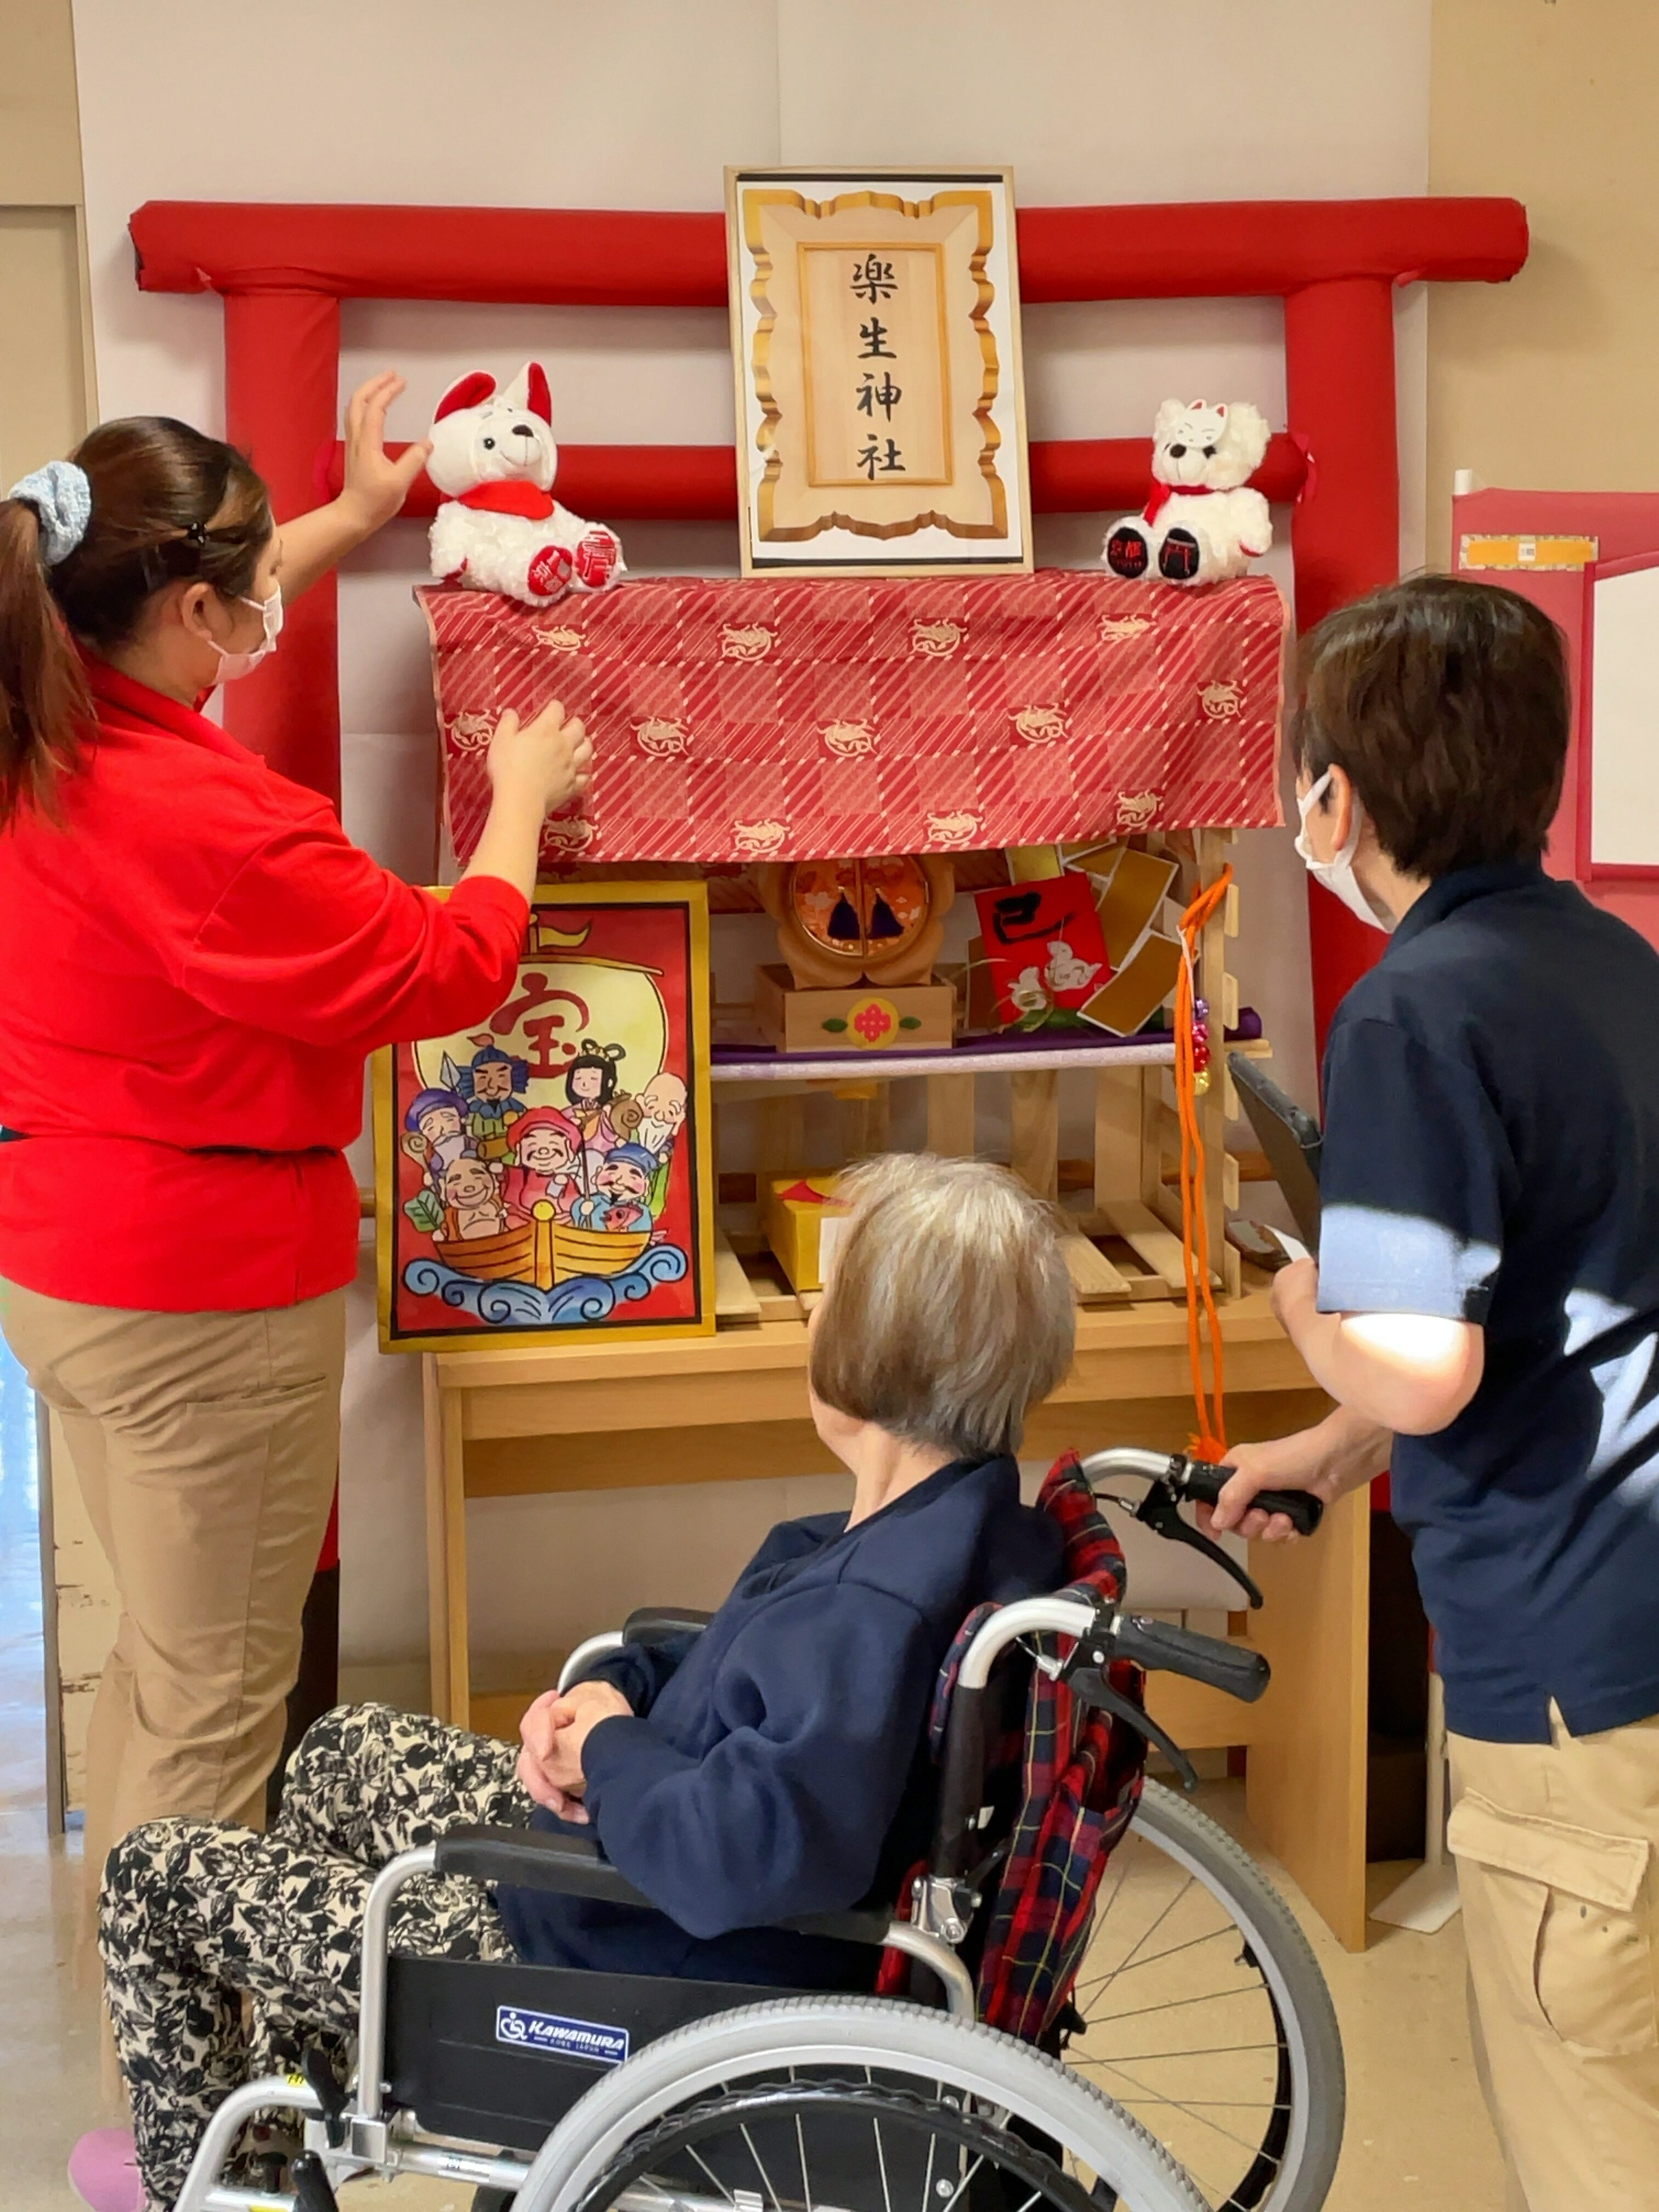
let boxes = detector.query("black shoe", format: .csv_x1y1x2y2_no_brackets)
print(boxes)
1158,528,1202,583
1105,526,1150,578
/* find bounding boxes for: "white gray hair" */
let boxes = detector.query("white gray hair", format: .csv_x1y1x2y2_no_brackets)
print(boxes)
809,1154,1075,1460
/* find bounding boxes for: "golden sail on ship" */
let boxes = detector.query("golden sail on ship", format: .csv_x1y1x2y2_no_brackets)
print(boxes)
438,1200,652,1293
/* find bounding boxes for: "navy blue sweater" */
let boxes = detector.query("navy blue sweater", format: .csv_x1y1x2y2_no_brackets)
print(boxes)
496,1453,1062,1985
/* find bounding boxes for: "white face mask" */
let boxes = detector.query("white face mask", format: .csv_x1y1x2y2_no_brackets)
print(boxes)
1294,771,1395,933
208,583,283,683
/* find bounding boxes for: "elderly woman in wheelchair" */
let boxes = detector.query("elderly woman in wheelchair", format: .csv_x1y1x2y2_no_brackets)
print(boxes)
97,1156,1084,2206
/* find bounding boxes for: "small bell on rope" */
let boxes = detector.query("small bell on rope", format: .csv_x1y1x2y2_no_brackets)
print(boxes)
1191,994,1211,1076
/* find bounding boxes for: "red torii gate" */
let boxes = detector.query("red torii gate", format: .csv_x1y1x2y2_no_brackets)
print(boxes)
127,194,1528,1039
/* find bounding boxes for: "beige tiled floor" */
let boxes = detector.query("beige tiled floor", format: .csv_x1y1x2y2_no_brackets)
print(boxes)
0,1338,1505,2209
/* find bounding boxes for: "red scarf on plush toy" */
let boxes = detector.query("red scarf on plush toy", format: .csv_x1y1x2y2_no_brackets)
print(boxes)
456,481,557,521
1142,480,1219,525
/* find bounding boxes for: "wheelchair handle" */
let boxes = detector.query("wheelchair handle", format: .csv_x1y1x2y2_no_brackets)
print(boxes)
1079,1446,1323,1536
1100,1608,1271,1704
952,1592,1269,1703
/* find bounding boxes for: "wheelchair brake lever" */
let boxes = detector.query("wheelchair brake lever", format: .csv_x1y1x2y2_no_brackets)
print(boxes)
300,2047,348,2149
1061,1660,1200,1792
1130,1480,1265,1610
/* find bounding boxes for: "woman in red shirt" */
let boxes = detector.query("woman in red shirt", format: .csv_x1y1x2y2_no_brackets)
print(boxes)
0,377,591,1962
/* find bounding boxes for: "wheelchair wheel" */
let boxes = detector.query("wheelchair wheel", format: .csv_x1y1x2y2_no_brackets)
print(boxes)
1062,1780,1345,2212
507,1995,1210,2212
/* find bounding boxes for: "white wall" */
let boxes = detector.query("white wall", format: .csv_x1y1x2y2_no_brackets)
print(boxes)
72,0,1431,1675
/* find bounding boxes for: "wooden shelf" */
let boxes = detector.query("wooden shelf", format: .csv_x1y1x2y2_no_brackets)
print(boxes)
709,1031,1273,1090
713,1037,1177,1084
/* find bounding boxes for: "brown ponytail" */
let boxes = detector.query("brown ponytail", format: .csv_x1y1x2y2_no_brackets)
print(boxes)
0,498,87,825
0,417,272,828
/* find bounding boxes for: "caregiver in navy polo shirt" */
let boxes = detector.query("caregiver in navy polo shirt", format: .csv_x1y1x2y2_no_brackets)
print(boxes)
1210,576,1659,2212
0,381,591,1956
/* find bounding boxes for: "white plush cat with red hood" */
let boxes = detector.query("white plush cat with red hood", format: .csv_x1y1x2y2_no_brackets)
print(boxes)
1103,398,1272,587
427,362,625,606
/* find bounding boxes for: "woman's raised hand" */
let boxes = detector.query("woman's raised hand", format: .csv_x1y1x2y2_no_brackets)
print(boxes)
339,371,433,534
275,371,434,599
487,701,594,818
465,700,594,901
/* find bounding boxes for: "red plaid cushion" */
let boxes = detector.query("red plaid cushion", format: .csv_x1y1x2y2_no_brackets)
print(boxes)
975,1651,1146,2040
879,1453,1147,2039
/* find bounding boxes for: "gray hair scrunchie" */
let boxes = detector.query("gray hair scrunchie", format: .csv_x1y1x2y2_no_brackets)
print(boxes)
7,459,92,566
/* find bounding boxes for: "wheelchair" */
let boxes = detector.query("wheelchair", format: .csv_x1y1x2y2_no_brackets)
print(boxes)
169,1449,1345,2212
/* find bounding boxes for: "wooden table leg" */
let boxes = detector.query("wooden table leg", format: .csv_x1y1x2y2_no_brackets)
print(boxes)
1245,1482,1372,1949
423,1357,470,1725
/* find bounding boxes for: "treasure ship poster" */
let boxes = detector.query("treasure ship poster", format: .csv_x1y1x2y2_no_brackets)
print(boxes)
375,882,714,1352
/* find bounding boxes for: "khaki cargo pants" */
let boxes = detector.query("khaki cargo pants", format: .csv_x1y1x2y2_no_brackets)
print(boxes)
0,1277,344,1947
1449,1709,1659,2211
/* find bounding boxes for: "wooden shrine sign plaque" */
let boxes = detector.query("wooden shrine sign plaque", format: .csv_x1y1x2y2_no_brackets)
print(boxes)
726,168,1031,576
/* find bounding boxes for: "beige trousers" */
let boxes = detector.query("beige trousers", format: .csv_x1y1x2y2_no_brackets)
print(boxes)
1449,1709,1659,2212
0,1277,345,1943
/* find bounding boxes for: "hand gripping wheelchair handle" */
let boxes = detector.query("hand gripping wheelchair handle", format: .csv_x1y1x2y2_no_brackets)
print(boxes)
1165,1454,1324,1537
431,1824,895,1948
1105,1610,1272,1703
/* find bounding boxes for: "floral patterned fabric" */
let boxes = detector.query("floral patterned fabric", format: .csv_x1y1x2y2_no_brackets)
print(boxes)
99,1703,528,2206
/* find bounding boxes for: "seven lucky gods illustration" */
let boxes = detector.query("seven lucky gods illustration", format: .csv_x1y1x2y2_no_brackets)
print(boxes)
375,883,714,1352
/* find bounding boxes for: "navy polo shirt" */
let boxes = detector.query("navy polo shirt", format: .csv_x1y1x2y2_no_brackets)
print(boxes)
1317,861,1659,1743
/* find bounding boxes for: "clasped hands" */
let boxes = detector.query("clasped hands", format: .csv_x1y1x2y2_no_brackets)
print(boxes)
516,1677,633,1822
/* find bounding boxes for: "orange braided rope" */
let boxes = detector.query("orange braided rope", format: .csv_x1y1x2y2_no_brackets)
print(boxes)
1174,865,1234,1462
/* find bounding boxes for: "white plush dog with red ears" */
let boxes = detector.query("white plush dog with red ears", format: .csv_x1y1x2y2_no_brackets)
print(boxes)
427,361,625,606
1103,398,1272,586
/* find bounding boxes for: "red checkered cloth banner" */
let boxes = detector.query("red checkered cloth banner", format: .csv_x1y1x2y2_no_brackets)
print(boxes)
419,571,1287,867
